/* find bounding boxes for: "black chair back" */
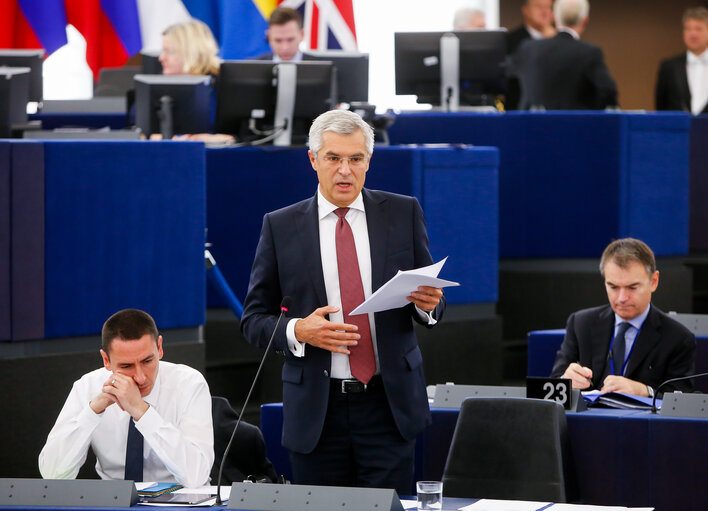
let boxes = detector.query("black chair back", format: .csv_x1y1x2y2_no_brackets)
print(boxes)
442,397,575,502
210,396,279,485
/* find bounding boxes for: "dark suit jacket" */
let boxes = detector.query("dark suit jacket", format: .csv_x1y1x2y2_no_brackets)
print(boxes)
506,25,531,56
510,32,618,110
655,53,708,113
550,305,696,393
241,189,445,454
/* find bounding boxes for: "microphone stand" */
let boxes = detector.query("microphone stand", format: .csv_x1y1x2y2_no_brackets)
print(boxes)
214,297,292,505
651,371,708,414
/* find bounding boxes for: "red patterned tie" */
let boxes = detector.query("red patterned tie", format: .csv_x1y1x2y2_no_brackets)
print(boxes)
335,207,376,384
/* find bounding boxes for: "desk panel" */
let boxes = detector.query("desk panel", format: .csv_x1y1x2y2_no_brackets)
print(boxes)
261,403,708,510
388,111,690,258
3,140,206,341
205,146,499,306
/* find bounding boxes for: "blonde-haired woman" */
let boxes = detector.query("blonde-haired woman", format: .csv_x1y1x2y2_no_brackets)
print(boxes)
156,19,233,143
160,19,221,76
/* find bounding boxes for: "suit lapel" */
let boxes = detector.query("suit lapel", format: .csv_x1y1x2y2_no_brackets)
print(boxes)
295,194,328,307
590,306,615,385
362,189,389,292
675,56,692,111
625,306,661,377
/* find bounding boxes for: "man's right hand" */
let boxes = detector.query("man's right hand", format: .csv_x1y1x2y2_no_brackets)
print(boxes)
89,376,119,414
294,306,360,354
562,362,593,389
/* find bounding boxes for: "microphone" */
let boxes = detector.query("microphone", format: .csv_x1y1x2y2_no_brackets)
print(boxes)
215,296,293,505
651,371,708,414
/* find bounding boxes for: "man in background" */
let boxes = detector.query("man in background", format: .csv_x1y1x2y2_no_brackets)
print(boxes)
505,0,556,109
550,238,696,397
453,7,486,30
257,7,305,62
506,0,556,55
510,0,617,110
39,309,213,487
656,7,708,114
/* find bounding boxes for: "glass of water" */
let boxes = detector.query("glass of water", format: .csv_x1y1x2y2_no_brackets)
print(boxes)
416,480,443,510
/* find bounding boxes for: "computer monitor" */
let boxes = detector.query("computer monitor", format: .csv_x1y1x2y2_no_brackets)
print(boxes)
394,30,507,110
134,74,212,138
0,67,30,137
303,50,369,104
140,50,163,74
0,49,44,102
215,60,334,146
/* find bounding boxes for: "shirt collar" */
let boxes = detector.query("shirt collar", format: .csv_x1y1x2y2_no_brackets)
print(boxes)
317,187,365,220
687,50,708,65
615,303,651,332
526,25,544,40
273,50,303,63
558,27,580,40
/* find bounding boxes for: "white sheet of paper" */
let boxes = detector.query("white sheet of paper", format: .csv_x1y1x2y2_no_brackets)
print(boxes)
460,499,551,511
548,505,653,511
350,257,459,315
400,499,418,509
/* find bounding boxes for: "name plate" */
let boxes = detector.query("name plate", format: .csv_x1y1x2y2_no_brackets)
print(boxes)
527,377,572,409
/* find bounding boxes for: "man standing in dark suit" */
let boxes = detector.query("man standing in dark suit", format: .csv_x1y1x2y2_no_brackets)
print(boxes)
255,7,304,62
656,7,708,114
505,0,556,110
506,0,556,55
550,238,696,397
241,110,445,493
510,0,617,110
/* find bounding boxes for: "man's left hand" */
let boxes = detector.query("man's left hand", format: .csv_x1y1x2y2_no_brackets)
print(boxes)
407,286,443,312
102,374,149,420
600,375,649,397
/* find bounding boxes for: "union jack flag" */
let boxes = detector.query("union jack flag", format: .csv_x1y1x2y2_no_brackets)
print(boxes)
278,0,357,51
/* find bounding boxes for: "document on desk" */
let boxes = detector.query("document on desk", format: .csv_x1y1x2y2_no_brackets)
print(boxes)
350,257,459,315
460,499,551,511
549,504,654,510
136,483,228,507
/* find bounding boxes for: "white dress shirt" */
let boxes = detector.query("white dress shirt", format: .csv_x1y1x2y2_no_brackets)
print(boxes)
286,188,435,378
38,361,213,488
687,50,708,114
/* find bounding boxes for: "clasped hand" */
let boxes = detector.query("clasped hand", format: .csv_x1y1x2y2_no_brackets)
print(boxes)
90,374,149,419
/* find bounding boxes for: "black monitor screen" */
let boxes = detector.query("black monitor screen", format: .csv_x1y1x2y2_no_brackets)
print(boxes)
134,74,211,137
0,67,30,137
215,60,333,145
140,50,163,74
394,30,506,106
304,50,369,104
0,49,44,102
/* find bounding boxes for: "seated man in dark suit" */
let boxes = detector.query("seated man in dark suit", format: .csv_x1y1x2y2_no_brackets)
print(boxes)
551,238,696,397
255,6,304,62
510,0,617,110
656,7,708,114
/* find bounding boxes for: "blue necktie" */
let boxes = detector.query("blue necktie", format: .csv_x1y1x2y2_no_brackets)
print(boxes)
612,322,631,376
124,418,143,482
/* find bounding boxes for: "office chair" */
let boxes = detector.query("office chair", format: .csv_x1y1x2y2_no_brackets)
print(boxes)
442,397,575,502
210,396,279,485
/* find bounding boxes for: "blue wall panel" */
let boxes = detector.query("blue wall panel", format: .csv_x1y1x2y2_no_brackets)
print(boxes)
42,141,206,338
0,142,11,341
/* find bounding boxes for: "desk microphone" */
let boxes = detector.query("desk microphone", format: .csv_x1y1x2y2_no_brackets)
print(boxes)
215,296,293,505
651,371,708,414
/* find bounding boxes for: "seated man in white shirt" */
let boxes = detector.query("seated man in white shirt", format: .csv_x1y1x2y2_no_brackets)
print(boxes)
39,309,213,488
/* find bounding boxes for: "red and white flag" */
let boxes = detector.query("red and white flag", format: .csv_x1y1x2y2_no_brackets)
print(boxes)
279,0,357,51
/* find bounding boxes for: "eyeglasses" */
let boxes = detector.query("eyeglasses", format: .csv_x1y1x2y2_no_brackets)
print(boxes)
319,155,368,169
